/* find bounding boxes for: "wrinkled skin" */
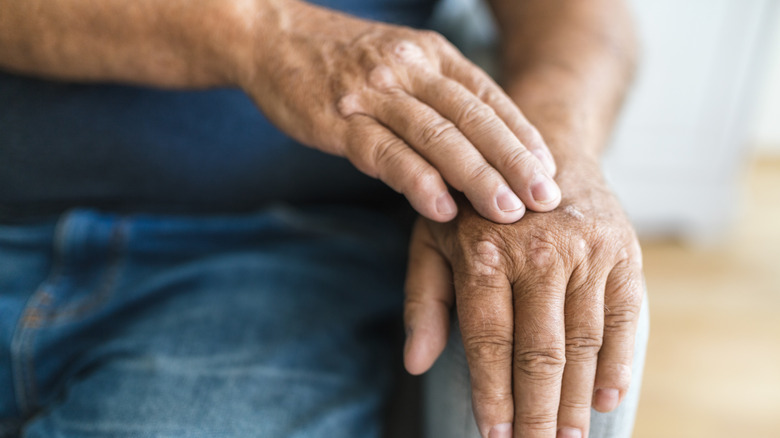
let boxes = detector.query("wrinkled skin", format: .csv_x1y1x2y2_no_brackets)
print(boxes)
404,161,644,438
1,0,638,436
241,1,560,224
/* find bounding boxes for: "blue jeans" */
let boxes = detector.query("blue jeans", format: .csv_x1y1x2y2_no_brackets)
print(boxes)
0,206,647,437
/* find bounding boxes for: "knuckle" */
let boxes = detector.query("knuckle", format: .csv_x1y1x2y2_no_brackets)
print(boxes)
336,93,364,117
471,388,513,406
466,239,505,278
558,398,593,411
608,272,644,308
498,147,535,176
367,65,398,91
455,99,495,130
475,83,498,103
372,136,404,171
403,294,447,317
566,236,590,262
604,306,639,332
565,331,603,361
403,165,441,198
463,333,513,364
515,412,558,431
559,396,595,410
364,135,402,178
419,119,458,146
390,39,427,64
526,234,563,270
603,302,641,332
465,161,494,186
514,347,566,380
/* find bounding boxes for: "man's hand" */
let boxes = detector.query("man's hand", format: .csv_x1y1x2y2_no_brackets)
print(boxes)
0,0,559,224
403,161,644,438
238,0,560,223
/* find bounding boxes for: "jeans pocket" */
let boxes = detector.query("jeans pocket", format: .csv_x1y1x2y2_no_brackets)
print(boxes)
9,210,128,416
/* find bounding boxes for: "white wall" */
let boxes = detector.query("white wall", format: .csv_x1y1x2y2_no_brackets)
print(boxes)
432,0,776,241
751,6,780,155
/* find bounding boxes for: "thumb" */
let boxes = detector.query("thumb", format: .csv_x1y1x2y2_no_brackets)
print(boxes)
403,218,454,375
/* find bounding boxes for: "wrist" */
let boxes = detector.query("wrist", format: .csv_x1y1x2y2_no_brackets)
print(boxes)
212,0,302,88
501,65,612,179
526,116,603,186
205,0,268,88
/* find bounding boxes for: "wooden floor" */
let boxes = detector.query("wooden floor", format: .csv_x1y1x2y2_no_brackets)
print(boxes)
632,157,780,437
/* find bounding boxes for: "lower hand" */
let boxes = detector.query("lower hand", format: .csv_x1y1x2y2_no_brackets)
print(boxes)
403,160,644,437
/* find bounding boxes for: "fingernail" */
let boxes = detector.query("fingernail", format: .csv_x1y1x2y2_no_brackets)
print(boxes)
532,148,557,176
531,173,561,205
436,192,456,216
489,423,512,438
496,185,523,212
557,427,582,438
595,388,620,411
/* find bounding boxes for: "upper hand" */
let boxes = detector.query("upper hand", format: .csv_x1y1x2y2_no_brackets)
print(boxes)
403,162,644,437
239,0,560,223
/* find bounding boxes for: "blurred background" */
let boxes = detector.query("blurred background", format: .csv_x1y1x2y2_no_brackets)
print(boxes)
610,2,780,437
433,0,780,436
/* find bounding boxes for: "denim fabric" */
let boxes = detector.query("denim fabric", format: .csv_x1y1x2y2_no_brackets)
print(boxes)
0,206,648,437
0,206,409,437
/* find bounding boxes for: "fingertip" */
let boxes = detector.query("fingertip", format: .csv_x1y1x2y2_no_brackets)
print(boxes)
408,193,454,223
435,192,458,221
496,184,523,212
403,342,429,375
527,173,561,211
592,388,621,413
403,325,448,375
404,222,453,374
489,422,512,438
486,207,527,225
403,330,422,374
487,185,526,223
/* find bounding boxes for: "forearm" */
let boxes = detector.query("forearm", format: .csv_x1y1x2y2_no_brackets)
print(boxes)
489,0,638,175
0,0,277,88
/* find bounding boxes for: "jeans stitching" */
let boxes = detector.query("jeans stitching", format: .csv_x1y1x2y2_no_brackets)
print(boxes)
9,212,74,416
43,218,128,324
9,214,128,417
9,218,68,416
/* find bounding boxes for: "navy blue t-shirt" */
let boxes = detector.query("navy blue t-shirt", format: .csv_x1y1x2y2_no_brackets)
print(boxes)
0,0,440,219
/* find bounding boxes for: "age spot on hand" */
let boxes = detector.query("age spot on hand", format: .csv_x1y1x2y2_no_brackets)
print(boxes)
563,205,585,221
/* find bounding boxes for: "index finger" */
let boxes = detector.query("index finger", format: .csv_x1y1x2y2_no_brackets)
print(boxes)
409,74,560,212
512,269,568,438
440,52,557,177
